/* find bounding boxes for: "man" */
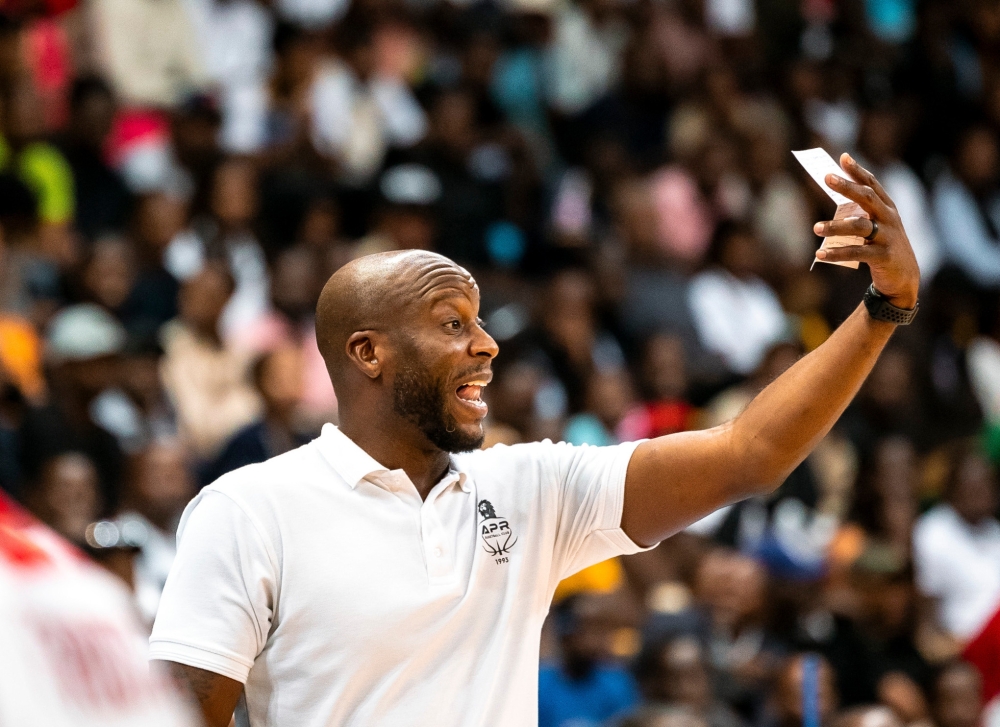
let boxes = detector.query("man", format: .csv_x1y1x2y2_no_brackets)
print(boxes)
0,489,196,726
150,155,920,726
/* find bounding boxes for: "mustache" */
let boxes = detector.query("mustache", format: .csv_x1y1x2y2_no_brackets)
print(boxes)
450,364,493,385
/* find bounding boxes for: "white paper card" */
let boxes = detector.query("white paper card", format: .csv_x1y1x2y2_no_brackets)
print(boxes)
793,148,865,270
792,148,852,205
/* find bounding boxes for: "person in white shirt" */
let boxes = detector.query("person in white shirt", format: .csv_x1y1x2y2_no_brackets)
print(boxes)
0,491,196,727
151,155,921,727
687,223,788,376
913,445,1000,640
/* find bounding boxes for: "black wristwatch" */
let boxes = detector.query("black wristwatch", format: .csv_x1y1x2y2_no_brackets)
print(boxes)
863,284,918,325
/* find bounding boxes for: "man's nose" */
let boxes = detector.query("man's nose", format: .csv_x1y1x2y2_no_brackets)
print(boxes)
471,325,499,359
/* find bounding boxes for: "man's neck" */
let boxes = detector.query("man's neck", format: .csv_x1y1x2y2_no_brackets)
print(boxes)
338,417,451,500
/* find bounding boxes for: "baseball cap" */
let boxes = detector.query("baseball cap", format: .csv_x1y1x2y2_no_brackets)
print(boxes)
46,304,127,363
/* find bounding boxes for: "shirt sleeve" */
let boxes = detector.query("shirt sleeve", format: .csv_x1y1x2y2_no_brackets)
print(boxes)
148,489,277,683
543,439,655,581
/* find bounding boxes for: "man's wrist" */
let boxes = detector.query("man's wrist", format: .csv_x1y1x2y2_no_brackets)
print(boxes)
886,291,918,309
864,284,918,325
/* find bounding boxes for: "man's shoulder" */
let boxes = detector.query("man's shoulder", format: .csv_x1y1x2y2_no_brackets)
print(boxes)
454,439,572,472
454,439,638,489
203,439,325,500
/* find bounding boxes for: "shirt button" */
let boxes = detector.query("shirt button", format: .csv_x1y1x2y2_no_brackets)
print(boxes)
434,547,443,557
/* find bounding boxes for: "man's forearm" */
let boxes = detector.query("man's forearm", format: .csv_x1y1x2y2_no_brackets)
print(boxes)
623,303,898,547
622,154,921,547
730,302,895,488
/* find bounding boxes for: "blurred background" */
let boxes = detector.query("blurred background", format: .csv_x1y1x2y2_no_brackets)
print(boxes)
0,0,999,724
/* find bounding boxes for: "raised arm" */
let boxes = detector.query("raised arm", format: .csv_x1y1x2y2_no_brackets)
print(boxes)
158,661,243,727
621,154,920,547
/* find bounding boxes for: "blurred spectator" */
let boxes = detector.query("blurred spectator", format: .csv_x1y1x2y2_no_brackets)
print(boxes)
838,437,920,563
932,126,1000,289
616,332,695,441
120,440,195,625
539,594,641,727
409,88,504,265
564,366,637,445
241,244,337,427
164,157,270,339
20,304,126,511
838,346,930,455
913,444,1000,641
688,224,787,376
816,547,932,710
90,333,177,455
0,312,44,404
128,193,187,334
857,107,941,283
311,23,426,185
693,548,782,720
546,0,628,116
1,80,75,227
200,345,310,485
185,0,275,154
638,634,747,727
24,451,101,546
357,163,440,255
749,131,815,270
91,0,208,108
78,235,140,325
510,268,625,413
159,263,261,460
56,76,131,240
931,661,983,727
765,654,838,727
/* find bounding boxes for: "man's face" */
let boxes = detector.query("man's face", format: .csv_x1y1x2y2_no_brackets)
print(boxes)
389,270,497,453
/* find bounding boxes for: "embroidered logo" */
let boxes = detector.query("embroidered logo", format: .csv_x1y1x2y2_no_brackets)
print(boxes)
478,499,516,562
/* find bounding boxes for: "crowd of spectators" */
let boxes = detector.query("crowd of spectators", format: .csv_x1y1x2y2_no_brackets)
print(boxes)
0,0,999,724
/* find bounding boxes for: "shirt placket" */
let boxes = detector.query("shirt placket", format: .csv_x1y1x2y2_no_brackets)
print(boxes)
421,480,459,586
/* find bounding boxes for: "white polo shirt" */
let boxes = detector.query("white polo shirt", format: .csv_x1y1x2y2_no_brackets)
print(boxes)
149,424,650,726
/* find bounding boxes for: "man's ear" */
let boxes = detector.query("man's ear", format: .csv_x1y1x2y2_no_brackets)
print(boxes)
345,331,383,379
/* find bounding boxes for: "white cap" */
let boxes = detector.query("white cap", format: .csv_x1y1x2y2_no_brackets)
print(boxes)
46,304,127,363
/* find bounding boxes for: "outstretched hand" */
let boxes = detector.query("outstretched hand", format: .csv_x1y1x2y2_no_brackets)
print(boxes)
813,153,920,309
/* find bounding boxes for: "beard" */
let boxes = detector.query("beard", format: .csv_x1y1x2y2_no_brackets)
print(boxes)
392,361,485,453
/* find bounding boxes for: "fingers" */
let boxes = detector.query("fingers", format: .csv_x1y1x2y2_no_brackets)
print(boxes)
840,153,894,208
824,172,891,219
815,242,886,265
814,216,874,239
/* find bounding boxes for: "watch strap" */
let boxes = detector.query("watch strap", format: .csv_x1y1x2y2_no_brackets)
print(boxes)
863,284,918,325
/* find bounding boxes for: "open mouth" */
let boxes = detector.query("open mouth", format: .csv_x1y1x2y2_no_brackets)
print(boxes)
455,377,490,415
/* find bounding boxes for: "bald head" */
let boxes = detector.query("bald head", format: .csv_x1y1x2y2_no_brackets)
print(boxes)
315,249,497,456
316,250,477,385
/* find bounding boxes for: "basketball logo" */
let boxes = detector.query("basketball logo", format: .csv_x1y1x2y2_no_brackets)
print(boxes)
477,499,517,561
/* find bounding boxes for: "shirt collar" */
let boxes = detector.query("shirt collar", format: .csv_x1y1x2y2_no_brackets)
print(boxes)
316,424,471,493
316,424,389,489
